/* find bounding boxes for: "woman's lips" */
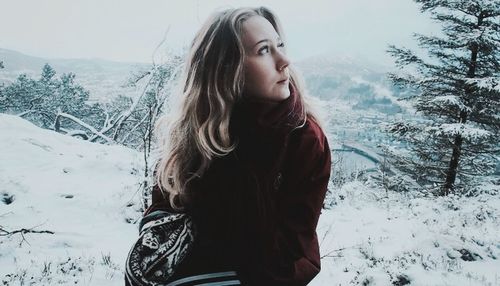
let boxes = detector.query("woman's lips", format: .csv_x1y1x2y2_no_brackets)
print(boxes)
277,79,289,84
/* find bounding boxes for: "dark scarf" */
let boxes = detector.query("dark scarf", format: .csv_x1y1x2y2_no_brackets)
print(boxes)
230,83,305,176
231,83,305,142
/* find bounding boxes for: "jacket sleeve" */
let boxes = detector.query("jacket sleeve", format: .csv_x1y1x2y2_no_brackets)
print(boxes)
252,121,332,286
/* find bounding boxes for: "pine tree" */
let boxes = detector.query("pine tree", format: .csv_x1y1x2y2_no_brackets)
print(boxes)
385,0,499,195
1,63,109,137
1,74,39,118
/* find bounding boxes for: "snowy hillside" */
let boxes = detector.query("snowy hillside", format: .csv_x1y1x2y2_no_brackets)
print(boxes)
0,114,144,285
313,181,500,286
1,114,499,285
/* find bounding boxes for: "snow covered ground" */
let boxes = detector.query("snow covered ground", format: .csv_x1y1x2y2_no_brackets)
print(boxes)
313,181,500,286
0,114,144,285
1,114,499,285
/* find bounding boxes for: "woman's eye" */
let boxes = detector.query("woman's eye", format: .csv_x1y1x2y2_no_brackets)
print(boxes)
258,46,269,55
257,42,285,55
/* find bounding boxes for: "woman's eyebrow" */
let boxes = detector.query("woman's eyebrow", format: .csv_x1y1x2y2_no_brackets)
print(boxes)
253,39,270,48
252,36,282,48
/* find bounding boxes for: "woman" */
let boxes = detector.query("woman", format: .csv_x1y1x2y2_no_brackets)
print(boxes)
142,6,331,286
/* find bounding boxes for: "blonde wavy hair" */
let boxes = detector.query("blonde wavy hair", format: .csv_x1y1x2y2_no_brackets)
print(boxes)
154,6,321,210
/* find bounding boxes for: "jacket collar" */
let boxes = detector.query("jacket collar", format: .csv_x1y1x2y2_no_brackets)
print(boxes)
231,83,305,138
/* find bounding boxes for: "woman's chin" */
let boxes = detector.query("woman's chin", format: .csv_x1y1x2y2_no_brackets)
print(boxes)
277,89,291,101
248,89,290,103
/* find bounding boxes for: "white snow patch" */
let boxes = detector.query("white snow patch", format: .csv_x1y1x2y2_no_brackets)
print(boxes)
425,123,492,141
0,114,143,285
430,95,469,111
311,181,500,286
466,77,500,93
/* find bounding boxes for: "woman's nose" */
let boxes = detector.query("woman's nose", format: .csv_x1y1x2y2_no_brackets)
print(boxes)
276,52,290,71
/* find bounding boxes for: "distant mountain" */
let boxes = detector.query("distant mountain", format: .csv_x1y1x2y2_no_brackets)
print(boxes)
0,48,409,115
296,53,409,115
297,53,393,79
0,48,150,102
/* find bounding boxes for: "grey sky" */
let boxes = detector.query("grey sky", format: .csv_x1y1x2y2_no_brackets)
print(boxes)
0,0,440,65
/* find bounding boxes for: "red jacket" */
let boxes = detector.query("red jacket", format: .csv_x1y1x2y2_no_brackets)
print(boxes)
145,85,331,286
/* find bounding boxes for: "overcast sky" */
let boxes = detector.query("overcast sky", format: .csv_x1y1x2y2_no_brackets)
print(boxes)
0,0,440,65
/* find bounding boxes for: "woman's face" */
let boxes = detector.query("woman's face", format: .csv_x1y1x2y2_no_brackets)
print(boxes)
241,16,291,102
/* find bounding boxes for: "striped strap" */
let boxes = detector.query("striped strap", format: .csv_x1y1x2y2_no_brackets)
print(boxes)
166,271,241,286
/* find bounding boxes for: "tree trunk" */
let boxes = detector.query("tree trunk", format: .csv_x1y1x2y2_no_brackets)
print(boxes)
442,132,463,195
442,108,469,195
441,21,480,195
54,113,61,132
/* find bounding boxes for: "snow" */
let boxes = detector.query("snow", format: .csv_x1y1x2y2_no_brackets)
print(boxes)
430,95,469,112
425,123,492,141
466,77,500,93
1,114,499,285
312,181,500,286
0,114,143,285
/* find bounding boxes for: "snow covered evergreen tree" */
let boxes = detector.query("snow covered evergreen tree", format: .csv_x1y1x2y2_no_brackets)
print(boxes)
0,64,107,138
385,0,499,195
